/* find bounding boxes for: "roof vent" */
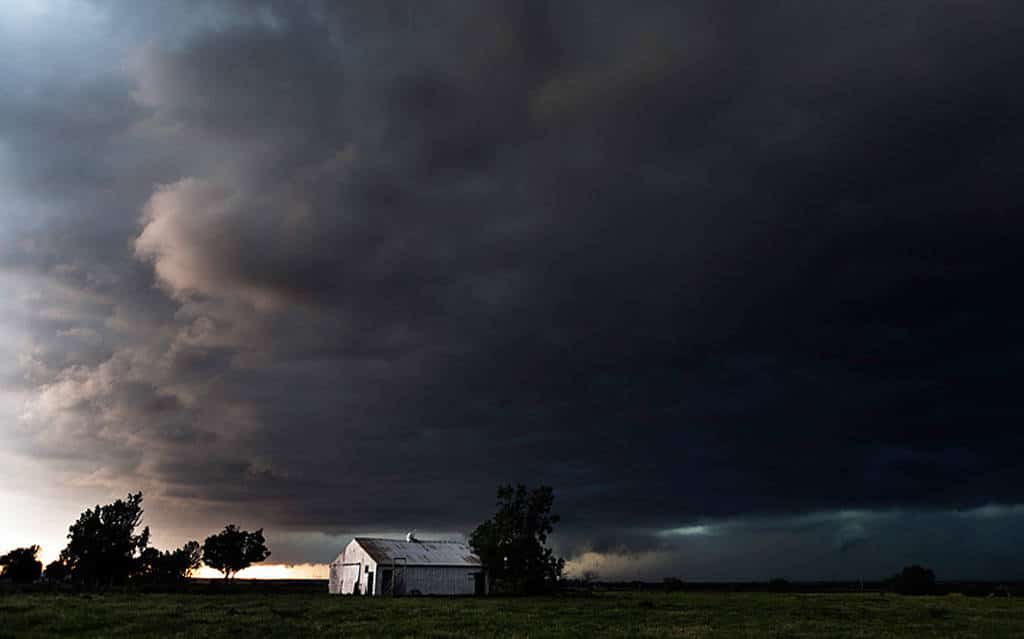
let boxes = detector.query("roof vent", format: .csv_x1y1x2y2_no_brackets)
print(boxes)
406,531,418,542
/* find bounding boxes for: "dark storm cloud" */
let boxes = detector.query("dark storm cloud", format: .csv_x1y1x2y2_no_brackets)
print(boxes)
6,1,1024,576
563,506,1024,581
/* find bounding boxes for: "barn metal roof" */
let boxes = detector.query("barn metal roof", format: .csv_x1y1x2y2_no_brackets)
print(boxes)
354,537,481,567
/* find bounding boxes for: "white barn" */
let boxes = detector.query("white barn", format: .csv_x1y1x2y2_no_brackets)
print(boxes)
328,536,487,596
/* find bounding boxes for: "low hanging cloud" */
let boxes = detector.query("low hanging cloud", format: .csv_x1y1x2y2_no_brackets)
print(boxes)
3,1,1024,577
136,178,281,307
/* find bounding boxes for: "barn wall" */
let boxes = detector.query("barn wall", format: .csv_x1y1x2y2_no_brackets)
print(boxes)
328,540,377,595
328,562,342,594
402,566,479,595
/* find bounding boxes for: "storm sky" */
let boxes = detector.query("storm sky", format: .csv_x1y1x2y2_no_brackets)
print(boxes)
2,1,1024,581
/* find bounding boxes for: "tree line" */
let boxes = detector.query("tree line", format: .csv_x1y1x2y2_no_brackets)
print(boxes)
3,483,569,595
0,492,269,587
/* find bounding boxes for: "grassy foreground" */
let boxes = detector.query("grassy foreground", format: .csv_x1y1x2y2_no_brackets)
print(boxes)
1,590,1022,638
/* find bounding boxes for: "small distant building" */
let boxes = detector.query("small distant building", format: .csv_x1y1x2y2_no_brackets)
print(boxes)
328,535,487,596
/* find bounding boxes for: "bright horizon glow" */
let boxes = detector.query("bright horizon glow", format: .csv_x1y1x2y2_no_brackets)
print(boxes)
194,563,328,580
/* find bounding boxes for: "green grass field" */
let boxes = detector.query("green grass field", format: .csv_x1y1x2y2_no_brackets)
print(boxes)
1,591,1022,638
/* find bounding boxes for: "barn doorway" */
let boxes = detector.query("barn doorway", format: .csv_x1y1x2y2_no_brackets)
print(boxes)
474,572,485,595
342,563,361,595
389,558,407,595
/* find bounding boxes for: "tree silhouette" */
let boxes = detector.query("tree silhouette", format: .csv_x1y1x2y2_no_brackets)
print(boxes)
0,545,43,584
58,492,150,587
201,525,270,580
138,540,202,584
43,560,68,583
470,484,564,594
892,564,936,595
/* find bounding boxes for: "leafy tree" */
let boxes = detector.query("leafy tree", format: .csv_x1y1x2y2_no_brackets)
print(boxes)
469,484,564,594
43,560,68,583
0,545,43,584
178,541,203,577
892,564,936,595
58,492,150,587
138,541,202,584
202,525,270,580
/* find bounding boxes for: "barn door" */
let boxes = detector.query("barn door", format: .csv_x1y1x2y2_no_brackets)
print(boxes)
392,558,407,595
342,564,361,594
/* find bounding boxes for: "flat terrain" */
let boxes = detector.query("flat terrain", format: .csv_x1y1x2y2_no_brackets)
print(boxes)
1,590,1022,638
